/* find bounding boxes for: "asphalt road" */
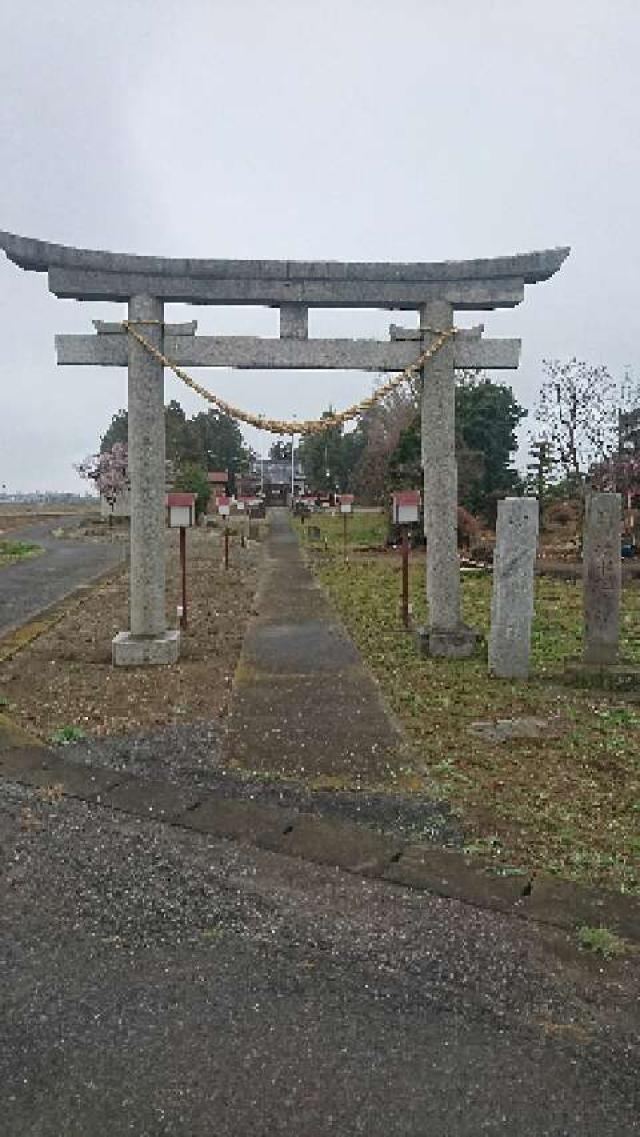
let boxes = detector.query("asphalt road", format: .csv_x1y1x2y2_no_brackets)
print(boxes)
1,779,638,1136
0,517,124,637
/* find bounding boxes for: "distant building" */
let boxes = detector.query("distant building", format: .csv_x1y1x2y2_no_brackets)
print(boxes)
238,456,306,505
620,408,640,455
206,470,229,513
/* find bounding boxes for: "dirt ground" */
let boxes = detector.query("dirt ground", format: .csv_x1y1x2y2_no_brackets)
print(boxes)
0,503,93,535
0,526,261,740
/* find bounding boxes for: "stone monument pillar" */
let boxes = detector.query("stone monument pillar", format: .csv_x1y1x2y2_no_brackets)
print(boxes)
582,492,621,665
112,294,180,665
418,300,476,658
489,497,539,679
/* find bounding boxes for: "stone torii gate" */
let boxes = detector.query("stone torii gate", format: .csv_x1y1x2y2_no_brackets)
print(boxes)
0,232,569,665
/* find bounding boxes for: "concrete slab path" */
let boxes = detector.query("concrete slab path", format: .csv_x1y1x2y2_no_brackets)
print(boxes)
0,516,125,638
224,509,408,783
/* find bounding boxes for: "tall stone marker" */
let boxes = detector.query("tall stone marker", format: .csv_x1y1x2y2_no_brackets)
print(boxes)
0,230,569,664
583,492,621,665
489,498,539,679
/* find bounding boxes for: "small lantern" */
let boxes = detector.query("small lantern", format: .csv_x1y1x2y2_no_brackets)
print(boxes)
218,495,231,518
392,490,421,526
340,494,355,515
166,492,196,528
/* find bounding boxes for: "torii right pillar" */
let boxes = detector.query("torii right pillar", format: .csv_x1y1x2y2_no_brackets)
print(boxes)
418,299,476,658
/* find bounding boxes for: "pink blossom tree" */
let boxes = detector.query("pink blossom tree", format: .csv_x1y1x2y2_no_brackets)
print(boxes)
76,443,129,522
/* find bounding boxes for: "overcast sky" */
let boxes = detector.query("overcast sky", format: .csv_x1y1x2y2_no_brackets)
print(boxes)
1,0,638,492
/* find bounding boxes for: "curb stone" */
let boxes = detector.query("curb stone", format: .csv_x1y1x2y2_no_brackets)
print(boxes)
1,744,638,947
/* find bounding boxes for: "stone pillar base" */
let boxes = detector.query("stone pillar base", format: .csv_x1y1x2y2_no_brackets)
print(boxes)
415,624,477,660
564,660,639,691
112,630,180,667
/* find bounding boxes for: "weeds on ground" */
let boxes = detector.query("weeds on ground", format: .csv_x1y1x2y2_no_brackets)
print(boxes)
577,925,633,958
307,549,640,893
36,783,65,803
301,510,388,552
50,725,86,746
0,540,42,568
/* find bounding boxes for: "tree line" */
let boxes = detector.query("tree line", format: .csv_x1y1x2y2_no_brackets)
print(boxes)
87,358,639,527
78,401,251,517
297,359,639,523
100,401,252,487
297,372,526,523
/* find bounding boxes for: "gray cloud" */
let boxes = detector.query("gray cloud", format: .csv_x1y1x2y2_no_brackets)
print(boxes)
1,0,638,490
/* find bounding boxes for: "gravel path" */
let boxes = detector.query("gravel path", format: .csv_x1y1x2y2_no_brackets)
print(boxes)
0,777,638,1135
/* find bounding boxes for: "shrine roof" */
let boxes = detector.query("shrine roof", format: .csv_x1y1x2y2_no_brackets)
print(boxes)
166,493,196,507
392,490,421,504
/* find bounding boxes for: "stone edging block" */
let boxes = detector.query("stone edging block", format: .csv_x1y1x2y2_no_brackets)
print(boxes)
102,777,200,821
177,796,297,847
1,747,638,946
278,814,403,877
383,845,529,913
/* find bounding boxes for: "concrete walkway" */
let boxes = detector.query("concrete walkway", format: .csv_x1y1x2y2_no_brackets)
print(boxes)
0,517,124,638
224,509,408,784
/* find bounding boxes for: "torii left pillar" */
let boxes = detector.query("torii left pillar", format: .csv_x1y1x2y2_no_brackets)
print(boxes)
112,294,180,665
418,300,476,658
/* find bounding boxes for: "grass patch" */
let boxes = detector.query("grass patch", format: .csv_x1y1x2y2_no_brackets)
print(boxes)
0,539,43,568
50,725,87,746
307,546,640,894
576,925,633,958
301,509,388,551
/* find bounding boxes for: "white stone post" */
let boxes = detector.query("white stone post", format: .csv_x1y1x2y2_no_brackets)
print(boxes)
583,492,621,665
418,299,475,658
489,497,539,679
112,294,179,666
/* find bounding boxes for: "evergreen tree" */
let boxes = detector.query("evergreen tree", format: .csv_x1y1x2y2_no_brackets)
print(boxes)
388,375,526,522
456,377,526,515
269,440,292,461
173,461,211,519
100,408,128,452
297,412,365,493
97,401,250,492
